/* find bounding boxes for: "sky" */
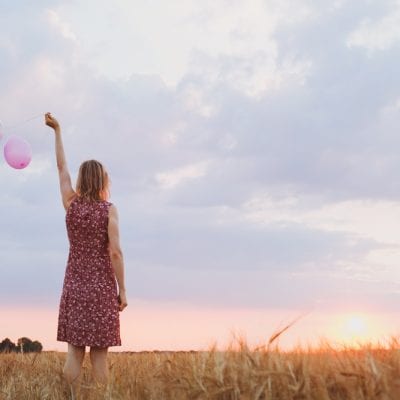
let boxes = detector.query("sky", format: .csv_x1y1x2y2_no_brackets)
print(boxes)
1,0,400,352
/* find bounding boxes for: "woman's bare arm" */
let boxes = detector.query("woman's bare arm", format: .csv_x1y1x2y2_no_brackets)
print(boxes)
45,113,75,210
108,204,128,311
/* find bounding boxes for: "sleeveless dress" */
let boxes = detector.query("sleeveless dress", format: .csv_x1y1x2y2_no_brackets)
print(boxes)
57,196,121,347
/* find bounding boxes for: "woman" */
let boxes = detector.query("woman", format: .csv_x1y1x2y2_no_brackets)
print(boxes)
45,112,128,398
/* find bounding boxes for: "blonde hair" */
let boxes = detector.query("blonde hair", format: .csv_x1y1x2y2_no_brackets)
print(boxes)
76,160,110,201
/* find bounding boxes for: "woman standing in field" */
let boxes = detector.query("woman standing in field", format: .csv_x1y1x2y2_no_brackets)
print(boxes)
45,112,128,399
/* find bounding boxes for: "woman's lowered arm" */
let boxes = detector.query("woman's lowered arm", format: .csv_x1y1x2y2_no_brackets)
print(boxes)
108,204,128,312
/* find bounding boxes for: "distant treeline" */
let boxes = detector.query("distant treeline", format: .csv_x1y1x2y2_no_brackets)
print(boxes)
0,337,43,353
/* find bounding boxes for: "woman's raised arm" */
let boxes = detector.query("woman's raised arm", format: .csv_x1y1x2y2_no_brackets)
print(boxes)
45,112,76,210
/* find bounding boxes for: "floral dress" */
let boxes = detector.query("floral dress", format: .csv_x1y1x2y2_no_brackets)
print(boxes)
57,196,121,347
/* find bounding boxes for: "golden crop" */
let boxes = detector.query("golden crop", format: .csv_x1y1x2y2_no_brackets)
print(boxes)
1,334,400,399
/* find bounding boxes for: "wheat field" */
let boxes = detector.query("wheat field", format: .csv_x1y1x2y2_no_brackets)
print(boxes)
1,334,400,400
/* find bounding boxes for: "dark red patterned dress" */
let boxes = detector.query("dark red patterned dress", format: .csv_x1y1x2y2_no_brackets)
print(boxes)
57,196,121,347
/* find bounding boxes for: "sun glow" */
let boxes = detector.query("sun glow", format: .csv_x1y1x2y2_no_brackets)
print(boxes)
343,314,368,340
330,313,383,347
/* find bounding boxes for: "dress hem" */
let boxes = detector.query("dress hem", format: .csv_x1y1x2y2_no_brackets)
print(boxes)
57,337,122,347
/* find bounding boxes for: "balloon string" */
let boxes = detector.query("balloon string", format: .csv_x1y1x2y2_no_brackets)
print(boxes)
5,113,43,130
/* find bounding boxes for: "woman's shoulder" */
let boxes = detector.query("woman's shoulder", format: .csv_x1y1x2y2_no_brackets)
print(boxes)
99,199,113,211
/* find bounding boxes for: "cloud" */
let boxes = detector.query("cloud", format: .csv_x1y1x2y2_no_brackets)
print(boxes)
1,0,400,312
46,9,77,42
155,160,211,189
347,3,400,51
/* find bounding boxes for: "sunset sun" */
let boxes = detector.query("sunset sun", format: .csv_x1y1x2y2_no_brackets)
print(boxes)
344,314,368,336
331,313,380,346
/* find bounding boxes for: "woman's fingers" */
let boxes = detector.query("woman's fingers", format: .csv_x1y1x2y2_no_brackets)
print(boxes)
117,294,127,311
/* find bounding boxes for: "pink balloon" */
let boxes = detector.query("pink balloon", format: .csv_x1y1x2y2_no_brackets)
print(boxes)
4,136,32,169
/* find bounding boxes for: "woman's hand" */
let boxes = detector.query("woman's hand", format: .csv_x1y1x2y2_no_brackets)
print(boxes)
117,290,128,312
45,112,60,131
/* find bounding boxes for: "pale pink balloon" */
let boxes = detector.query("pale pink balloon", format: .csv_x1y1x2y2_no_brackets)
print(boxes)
4,136,32,169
